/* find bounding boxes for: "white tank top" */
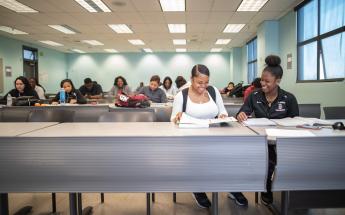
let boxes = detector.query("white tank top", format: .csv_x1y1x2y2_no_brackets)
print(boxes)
185,96,219,119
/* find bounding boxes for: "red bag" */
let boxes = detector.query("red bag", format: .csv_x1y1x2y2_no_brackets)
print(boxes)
115,93,151,108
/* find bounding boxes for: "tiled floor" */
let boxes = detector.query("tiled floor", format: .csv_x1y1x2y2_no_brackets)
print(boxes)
8,192,345,215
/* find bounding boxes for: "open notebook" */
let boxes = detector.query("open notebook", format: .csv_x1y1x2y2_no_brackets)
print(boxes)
178,113,237,128
242,117,333,127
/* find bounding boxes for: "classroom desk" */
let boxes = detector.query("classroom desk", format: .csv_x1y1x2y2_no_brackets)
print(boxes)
0,122,59,215
0,122,267,215
248,125,345,215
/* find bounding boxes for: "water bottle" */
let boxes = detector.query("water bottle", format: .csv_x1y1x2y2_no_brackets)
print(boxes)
6,94,12,106
59,88,66,104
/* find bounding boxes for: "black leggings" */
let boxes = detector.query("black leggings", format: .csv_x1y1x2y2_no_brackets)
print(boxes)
266,144,277,192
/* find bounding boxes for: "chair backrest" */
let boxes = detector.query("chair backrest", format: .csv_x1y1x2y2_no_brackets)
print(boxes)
98,111,156,122
1,107,30,122
28,109,75,122
298,104,321,118
225,104,242,117
154,106,172,122
323,106,345,119
73,106,109,122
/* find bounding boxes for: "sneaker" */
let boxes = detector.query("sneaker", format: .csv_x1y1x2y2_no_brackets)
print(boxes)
261,192,273,205
192,192,211,208
228,192,248,206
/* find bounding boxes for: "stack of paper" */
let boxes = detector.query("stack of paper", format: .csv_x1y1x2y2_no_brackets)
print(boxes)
242,118,276,126
266,128,316,137
271,117,333,127
178,113,237,128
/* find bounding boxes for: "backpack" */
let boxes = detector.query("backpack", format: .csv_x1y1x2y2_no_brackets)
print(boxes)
182,86,216,112
115,93,151,108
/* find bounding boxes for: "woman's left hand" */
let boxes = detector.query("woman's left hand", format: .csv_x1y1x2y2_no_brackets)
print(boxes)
218,114,227,119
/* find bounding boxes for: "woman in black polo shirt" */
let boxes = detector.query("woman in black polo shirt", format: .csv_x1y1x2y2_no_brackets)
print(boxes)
237,55,299,205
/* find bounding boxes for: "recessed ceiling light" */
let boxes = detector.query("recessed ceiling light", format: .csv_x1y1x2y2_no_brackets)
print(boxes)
74,0,111,12
143,48,153,53
173,39,187,45
39,40,63,47
215,39,231,45
223,24,245,33
168,24,186,33
104,49,118,53
176,48,186,52
0,0,37,13
128,39,145,45
159,0,185,12
237,0,269,11
211,48,222,52
0,26,28,34
81,40,104,46
71,49,86,53
48,25,78,34
108,24,133,34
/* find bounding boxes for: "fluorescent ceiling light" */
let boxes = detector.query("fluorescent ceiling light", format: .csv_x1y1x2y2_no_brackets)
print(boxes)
173,39,186,45
71,49,85,53
223,24,245,33
176,48,186,52
48,25,78,34
39,40,63,47
237,0,269,11
0,0,37,12
0,26,28,34
128,39,145,45
143,48,153,53
74,0,111,12
211,48,222,52
104,49,118,53
108,24,133,34
168,24,186,33
215,39,231,45
159,0,185,11
81,40,104,46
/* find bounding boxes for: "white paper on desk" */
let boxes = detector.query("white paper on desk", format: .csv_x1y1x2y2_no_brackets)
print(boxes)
266,128,316,137
178,113,209,128
209,116,237,124
242,118,276,126
271,117,333,127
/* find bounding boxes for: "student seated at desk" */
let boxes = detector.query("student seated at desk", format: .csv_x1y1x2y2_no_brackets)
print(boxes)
2,76,39,105
160,76,177,100
220,82,234,95
237,55,299,205
139,75,167,103
52,79,87,104
171,64,248,208
175,75,191,92
79,78,103,99
243,77,261,101
29,77,46,100
109,76,131,97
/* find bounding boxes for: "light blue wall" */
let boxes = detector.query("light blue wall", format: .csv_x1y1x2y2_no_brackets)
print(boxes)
0,35,67,94
229,47,244,84
66,52,230,91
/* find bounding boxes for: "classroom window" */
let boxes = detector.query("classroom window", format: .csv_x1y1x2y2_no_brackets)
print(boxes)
247,37,257,83
297,0,345,81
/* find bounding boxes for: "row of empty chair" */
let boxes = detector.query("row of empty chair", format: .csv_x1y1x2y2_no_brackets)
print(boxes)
0,104,344,123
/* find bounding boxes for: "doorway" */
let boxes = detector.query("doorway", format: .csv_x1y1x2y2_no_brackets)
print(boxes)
22,46,38,80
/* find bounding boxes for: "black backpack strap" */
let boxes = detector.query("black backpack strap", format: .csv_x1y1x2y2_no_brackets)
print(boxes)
207,86,216,103
182,88,189,112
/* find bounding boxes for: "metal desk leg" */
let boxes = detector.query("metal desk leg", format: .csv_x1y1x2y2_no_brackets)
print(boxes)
152,193,155,202
281,191,289,215
77,193,92,215
255,192,258,204
0,193,9,215
100,193,104,203
173,193,176,203
212,192,218,215
146,193,151,215
69,193,78,215
52,193,57,213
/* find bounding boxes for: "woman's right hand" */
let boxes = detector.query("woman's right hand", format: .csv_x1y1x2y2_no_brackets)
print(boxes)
237,112,248,122
174,112,183,124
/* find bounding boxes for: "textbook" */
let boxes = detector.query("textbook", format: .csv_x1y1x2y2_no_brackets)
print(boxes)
178,113,237,128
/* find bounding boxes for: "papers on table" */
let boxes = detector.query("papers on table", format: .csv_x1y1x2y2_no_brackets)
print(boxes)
242,117,333,127
266,128,316,137
271,117,333,127
178,113,237,128
242,118,277,126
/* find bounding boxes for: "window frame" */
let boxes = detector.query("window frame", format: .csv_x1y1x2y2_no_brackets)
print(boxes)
295,0,345,82
247,36,258,83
